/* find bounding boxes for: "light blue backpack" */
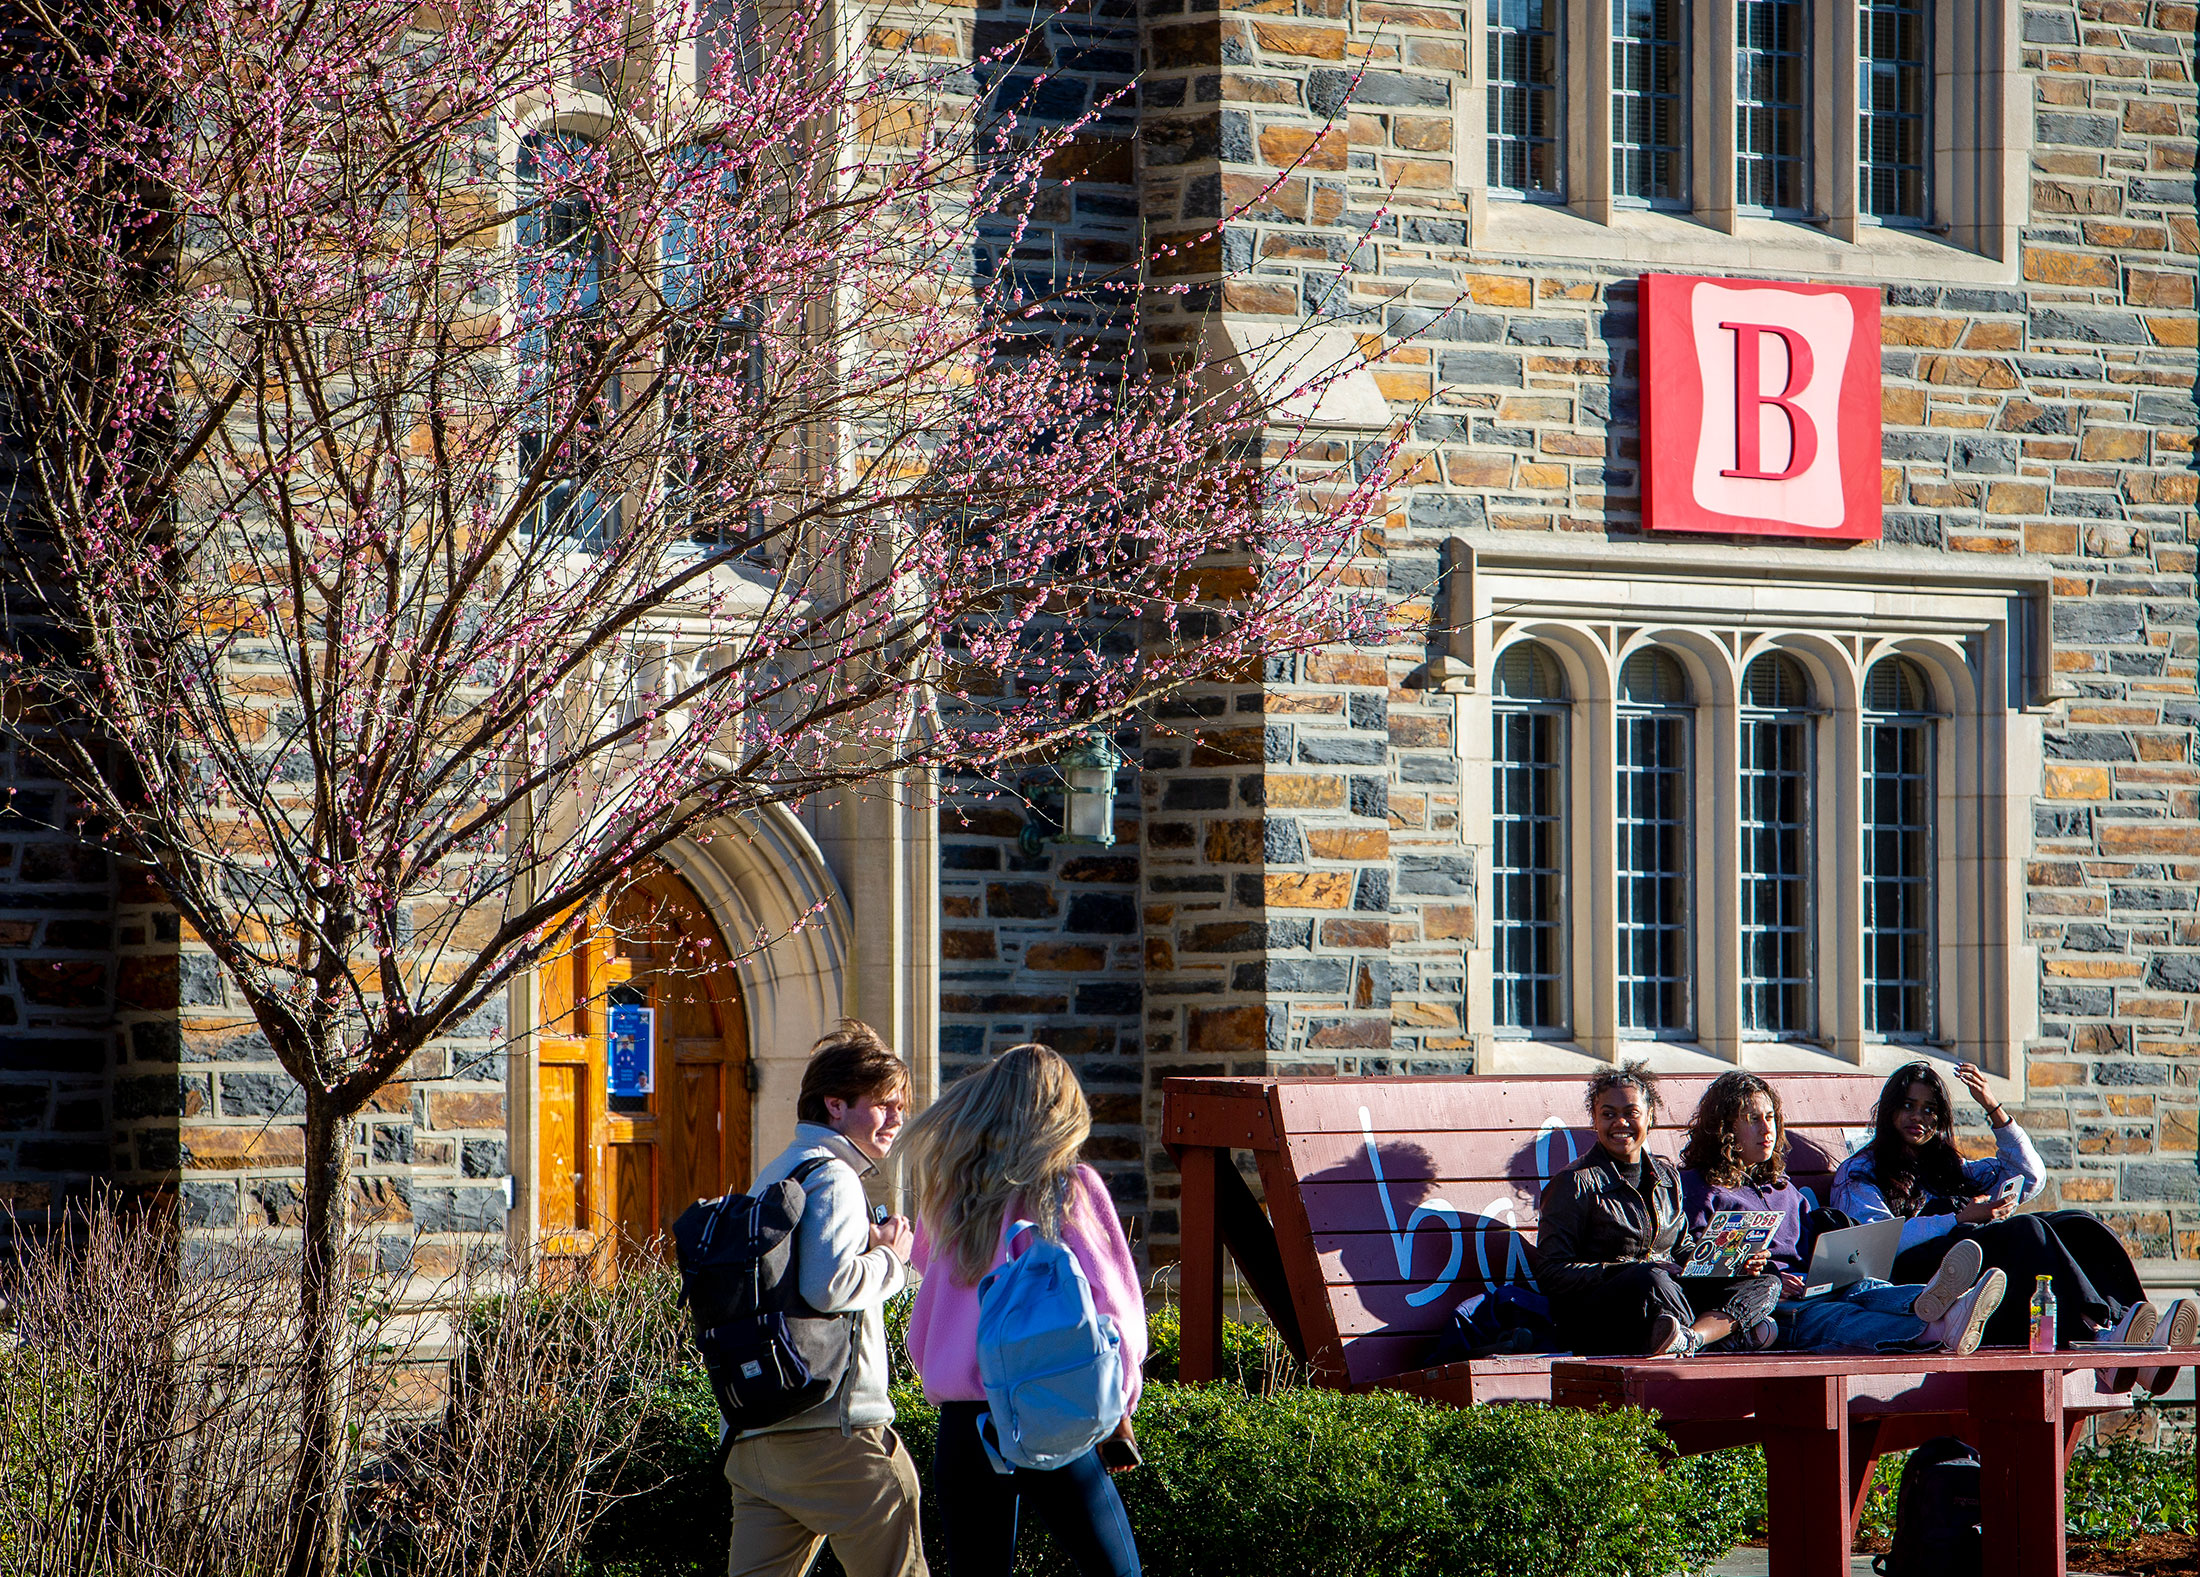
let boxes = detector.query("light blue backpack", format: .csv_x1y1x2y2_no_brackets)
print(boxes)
973,1220,1126,1473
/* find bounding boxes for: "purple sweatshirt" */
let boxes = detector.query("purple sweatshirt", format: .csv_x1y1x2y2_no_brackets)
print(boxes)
1679,1171,1810,1276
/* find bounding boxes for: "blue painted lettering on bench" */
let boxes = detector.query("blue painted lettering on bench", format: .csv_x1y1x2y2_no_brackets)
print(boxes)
1360,1105,1462,1306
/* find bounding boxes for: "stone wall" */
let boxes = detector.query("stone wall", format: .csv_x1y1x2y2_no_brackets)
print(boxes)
0,737,125,1236
936,760,1151,1225
1092,0,2199,1271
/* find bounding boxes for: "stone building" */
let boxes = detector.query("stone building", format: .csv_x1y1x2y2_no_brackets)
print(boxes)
3,0,2197,1318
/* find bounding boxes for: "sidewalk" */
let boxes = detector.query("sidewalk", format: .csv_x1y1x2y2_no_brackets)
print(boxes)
1700,1552,2112,1577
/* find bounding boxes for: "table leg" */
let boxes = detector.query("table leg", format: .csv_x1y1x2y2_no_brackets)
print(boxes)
1176,1145,1222,1385
1972,1368,2067,1577
1760,1374,1851,1577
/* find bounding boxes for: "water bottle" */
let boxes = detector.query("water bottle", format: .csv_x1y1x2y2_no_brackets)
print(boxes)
2029,1273,2057,1353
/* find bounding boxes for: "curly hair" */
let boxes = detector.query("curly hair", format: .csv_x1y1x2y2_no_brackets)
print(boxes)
1679,1071,1789,1188
1583,1059,1660,1119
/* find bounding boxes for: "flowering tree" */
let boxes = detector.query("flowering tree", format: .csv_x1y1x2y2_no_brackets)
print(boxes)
0,0,1386,1567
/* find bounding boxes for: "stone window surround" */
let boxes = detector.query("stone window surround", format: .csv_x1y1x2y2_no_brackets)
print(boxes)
1458,0,2029,283
1448,533,2054,1105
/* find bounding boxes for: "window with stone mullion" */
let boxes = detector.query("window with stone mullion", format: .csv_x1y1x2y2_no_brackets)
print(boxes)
1859,0,1929,222
1487,0,1564,198
1863,660,1935,1039
1736,0,1809,215
1612,0,1688,206
1493,707,1566,1032
1616,710,1691,1036
1738,714,1811,1036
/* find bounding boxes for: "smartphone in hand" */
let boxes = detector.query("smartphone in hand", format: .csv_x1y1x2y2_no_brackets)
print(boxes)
1995,1177,2022,1206
1097,1434,1142,1471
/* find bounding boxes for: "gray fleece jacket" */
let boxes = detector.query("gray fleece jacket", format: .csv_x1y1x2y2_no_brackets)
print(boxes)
738,1123,909,1438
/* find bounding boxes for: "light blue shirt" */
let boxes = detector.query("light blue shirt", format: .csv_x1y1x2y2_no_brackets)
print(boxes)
1831,1122,2045,1254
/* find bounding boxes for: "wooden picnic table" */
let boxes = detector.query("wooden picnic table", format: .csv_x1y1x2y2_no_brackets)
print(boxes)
1551,1347,2163,1577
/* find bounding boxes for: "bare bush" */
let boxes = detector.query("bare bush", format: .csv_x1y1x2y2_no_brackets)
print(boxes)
0,1205,689,1577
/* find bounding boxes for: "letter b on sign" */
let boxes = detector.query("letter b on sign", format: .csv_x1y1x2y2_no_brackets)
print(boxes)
1642,275,1881,541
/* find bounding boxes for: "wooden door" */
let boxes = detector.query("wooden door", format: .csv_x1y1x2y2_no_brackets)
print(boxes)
535,861,752,1263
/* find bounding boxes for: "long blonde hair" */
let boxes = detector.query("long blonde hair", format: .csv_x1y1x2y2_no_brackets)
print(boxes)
899,1043,1091,1286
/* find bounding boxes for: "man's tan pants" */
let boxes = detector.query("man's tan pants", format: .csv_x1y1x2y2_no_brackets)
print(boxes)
723,1425,928,1577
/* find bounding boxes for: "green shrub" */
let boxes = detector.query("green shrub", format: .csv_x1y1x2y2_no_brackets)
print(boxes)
587,1371,1761,1577
1140,1302,1303,1394
1855,1431,2195,1549
2064,1434,2197,1545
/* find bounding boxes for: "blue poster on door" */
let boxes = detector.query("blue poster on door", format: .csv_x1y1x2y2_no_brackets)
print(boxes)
607,1004,655,1097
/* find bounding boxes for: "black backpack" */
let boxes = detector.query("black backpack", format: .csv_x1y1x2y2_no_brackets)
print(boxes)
671,1155,854,1439
1873,1435,1981,1577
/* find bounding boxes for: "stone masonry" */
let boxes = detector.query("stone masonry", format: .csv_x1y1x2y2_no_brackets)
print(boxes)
3,0,2195,1299
944,0,2200,1277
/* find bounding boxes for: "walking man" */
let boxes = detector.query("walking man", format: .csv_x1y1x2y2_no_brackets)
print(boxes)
726,1019,925,1577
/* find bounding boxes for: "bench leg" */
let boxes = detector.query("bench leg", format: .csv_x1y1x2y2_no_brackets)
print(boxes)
1760,1375,1851,1577
1845,1419,1882,1542
1972,1369,2067,1577
1177,1145,1223,1385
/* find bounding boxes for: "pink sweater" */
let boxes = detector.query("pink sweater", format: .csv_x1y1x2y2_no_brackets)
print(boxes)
905,1163,1147,1411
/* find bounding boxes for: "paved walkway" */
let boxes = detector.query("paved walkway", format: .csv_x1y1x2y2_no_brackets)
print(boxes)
1699,1554,1878,1576
1700,1551,2109,1576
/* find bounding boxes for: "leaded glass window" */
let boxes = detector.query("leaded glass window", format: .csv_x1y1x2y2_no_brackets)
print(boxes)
1493,643,1568,1032
1864,658,1934,1037
1488,0,1563,197
1613,0,1687,204
663,145,766,553
1740,654,1813,1036
1617,649,1692,1035
1860,0,1929,221
1737,0,1807,214
517,131,619,547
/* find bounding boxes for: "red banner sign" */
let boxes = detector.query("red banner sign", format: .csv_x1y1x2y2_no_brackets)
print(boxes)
1641,273,1882,541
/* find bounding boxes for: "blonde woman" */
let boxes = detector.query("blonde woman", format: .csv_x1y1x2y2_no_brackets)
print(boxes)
901,1044,1145,1577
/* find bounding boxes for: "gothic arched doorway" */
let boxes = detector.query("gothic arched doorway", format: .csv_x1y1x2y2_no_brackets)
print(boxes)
535,861,752,1258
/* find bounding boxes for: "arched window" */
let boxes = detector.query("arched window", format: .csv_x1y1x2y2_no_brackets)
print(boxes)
1617,648,1691,1035
663,142,765,553
517,130,619,547
1492,643,1568,1033
1739,652,1814,1037
1863,657,1935,1038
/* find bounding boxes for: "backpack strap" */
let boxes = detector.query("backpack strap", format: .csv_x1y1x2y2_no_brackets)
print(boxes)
1003,1219,1041,1258
788,1150,865,1435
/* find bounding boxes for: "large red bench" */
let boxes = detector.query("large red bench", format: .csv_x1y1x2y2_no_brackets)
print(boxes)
1163,1072,2171,1570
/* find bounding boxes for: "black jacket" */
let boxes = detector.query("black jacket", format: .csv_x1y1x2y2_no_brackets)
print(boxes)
1535,1149,1695,1305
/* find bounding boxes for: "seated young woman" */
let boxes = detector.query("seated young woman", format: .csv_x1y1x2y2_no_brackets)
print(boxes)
1678,1071,2003,1354
1537,1062,1782,1358
1833,1060,2194,1354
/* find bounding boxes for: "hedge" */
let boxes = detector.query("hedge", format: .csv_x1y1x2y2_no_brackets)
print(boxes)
583,1300,1764,1577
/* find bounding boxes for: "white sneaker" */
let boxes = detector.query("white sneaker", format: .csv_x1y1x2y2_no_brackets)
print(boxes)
2098,1301,2160,1345
1923,1268,2006,1356
1910,1239,1985,1324
2139,1298,2196,1394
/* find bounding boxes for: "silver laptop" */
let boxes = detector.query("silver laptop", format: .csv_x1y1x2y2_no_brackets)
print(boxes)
1800,1217,1907,1297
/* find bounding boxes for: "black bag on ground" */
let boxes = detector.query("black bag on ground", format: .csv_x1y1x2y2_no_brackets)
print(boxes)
671,1156,852,1436
1872,1435,1981,1577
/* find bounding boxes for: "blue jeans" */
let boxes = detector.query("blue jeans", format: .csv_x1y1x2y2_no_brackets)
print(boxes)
932,1401,1140,1577
1776,1278,1931,1353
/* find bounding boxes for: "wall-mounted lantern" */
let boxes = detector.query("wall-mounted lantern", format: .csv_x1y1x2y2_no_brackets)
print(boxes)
1017,730,1125,857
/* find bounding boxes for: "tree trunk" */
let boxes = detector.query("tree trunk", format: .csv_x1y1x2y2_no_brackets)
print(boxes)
284,1097,353,1577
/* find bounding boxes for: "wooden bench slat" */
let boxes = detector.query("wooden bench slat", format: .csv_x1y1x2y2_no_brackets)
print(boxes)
1168,1072,1907,1391
1271,1074,1889,1134
1284,1123,1862,1177
1295,1168,1840,1233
